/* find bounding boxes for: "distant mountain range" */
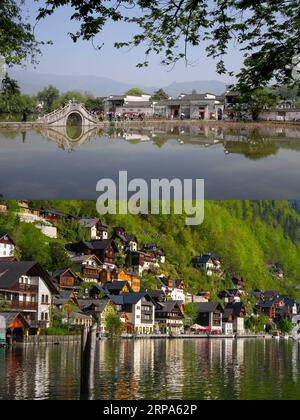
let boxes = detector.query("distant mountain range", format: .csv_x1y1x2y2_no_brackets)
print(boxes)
9,70,227,97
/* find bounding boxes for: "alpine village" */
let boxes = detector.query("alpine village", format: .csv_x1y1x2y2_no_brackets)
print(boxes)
0,200,300,346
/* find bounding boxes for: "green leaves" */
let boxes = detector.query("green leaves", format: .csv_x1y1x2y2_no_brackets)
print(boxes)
34,0,300,90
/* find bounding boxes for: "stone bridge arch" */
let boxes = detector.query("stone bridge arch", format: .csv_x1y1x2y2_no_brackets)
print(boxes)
37,101,100,127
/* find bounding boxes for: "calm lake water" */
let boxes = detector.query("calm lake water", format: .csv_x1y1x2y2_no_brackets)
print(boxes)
0,339,300,400
1,124,300,199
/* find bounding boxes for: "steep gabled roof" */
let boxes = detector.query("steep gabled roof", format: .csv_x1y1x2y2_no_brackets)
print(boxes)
104,281,132,293
195,302,222,313
109,292,156,306
77,218,99,228
0,312,30,329
0,234,16,245
0,261,57,293
82,239,117,251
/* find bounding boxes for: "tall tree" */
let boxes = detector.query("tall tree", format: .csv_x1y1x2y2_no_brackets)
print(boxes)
37,85,60,113
151,89,169,101
0,0,40,66
239,89,279,121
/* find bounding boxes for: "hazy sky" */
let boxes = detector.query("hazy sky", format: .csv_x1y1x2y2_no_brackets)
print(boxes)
24,1,244,86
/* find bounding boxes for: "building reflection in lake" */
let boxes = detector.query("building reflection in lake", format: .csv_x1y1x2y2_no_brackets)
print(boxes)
0,339,300,400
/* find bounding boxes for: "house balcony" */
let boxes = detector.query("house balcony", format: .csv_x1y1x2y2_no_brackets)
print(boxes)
10,301,38,311
11,284,38,293
141,317,153,324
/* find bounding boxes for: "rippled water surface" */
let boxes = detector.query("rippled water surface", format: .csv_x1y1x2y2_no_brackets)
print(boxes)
0,339,300,400
1,124,300,199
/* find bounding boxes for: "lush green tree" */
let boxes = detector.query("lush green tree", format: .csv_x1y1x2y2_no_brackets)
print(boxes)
0,0,40,66
237,89,279,121
151,89,169,101
37,85,60,113
53,90,89,109
49,242,72,271
36,1,300,90
85,97,104,112
16,223,51,269
103,311,124,338
0,76,21,113
125,88,145,96
184,303,198,327
245,316,271,334
278,319,293,334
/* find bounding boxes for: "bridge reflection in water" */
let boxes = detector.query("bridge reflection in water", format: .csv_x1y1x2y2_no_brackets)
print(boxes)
38,126,101,151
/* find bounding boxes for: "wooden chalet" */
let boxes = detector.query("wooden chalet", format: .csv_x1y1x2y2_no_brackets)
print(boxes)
195,302,223,331
70,240,117,266
39,208,72,224
223,302,247,323
71,254,103,283
52,268,83,291
113,227,138,251
256,301,276,320
155,301,184,334
110,269,141,293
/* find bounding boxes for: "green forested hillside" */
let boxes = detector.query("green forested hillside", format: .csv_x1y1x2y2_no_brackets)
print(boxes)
1,200,300,299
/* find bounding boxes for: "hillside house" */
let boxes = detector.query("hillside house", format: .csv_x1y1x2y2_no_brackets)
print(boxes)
232,275,246,290
218,289,242,304
155,301,184,335
102,281,133,296
71,254,103,283
52,269,83,291
142,243,166,264
0,234,15,259
68,240,117,268
192,253,222,276
110,269,141,293
113,227,138,252
129,251,159,275
256,301,277,320
53,290,79,311
223,302,247,323
77,218,108,240
109,292,156,334
195,302,223,332
81,298,117,333
39,208,69,224
159,277,186,302
0,261,57,330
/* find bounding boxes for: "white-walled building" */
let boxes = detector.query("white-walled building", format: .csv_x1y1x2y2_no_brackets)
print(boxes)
0,261,57,329
0,234,15,259
111,292,156,334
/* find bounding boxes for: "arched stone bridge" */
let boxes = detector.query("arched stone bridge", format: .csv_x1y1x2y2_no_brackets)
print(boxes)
37,101,100,126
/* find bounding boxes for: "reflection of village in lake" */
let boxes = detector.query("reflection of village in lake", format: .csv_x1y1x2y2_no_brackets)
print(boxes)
2,123,300,199
3,124,300,157
1,339,300,400
41,124,300,159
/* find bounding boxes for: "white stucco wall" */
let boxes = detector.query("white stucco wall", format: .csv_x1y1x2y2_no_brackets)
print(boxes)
0,243,14,258
38,277,52,327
